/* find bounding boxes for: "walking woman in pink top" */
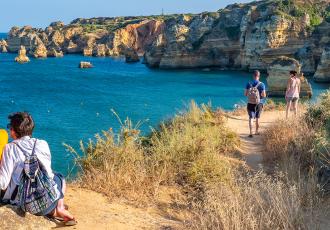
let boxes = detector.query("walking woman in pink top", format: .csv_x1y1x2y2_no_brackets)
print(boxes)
285,71,301,119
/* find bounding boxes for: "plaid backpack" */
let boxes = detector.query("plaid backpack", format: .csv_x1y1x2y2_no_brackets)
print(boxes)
14,140,60,215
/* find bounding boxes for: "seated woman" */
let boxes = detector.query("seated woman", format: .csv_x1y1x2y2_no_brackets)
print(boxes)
0,112,76,226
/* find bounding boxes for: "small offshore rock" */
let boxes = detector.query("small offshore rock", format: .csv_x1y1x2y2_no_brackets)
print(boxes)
15,45,30,63
0,39,8,53
79,61,93,68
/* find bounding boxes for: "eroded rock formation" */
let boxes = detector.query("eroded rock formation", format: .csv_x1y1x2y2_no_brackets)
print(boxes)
79,61,93,68
314,49,330,82
15,45,30,63
5,18,164,59
0,39,8,53
125,48,140,63
267,56,312,97
32,43,47,58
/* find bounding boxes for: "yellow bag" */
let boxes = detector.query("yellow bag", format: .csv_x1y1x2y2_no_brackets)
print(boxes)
0,129,8,159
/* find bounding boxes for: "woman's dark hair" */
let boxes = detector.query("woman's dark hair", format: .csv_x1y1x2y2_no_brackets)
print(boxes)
290,70,297,76
8,112,34,138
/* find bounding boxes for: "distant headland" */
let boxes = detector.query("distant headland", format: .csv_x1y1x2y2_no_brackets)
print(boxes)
0,0,329,94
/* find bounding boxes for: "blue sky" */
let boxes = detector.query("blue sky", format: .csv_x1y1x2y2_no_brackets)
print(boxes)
0,0,251,32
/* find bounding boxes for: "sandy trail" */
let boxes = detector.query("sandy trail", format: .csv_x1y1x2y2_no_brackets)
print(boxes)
63,186,185,230
226,111,285,170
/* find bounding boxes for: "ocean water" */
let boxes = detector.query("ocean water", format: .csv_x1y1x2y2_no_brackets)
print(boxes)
0,33,329,175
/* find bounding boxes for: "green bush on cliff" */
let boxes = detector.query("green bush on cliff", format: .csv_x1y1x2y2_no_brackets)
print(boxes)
276,0,326,27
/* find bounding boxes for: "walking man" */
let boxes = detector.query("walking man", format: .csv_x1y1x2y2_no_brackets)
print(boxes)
244,70,266,138
285,70,301,119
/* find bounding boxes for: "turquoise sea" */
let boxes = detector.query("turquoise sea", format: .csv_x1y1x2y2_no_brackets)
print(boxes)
0,33,329,175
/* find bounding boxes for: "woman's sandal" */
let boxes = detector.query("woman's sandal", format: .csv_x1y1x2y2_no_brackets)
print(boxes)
63,217,77,226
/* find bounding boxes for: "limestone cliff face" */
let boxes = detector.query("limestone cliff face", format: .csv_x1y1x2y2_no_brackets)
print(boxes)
267,56,312,97
314,48,330,82
145,1,329,73
111,20,164,55
31,43,47,58
6,18,164,59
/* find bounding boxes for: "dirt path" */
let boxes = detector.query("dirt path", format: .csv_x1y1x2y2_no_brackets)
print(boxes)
226,111,285,170
63,186,185,230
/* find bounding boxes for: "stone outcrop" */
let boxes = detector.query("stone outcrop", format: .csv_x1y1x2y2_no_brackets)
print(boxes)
267,56,312,97
32,43,47,58
314,48,330,82
79,61,93,68
93,44,107,57
14,45,30,63
83,47,93,56
111,20,164,55
125,48,140,63
47,42,64,57
0,39,8,53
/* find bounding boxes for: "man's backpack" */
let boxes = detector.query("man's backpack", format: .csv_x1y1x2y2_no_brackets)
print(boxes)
247,82,262,104
14,140,60,215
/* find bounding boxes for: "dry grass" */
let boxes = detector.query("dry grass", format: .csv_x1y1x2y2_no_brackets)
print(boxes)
67,101,241,204
189,171,320,230
188,92,330,230
262,118,317,171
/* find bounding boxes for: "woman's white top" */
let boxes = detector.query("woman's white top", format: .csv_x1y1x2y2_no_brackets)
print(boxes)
286,77,301,98
0,136,55,201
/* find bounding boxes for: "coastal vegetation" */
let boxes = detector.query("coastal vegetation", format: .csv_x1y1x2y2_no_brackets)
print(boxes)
68,91,330,229
275,0,327,27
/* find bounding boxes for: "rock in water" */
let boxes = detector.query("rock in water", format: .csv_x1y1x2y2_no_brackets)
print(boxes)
0,39,8,53
267,56,312,98
47,42,64,57
125,48,140,63
79,61,93,68
15,46,30,63
314,48,330,83
32,43,47,58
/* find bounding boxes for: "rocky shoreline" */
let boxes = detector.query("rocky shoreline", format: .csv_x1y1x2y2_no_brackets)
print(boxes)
0,0,329,95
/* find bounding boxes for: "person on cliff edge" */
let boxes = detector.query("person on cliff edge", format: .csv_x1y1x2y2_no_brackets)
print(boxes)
285,70,301,119
244,70,267,138
0,112,76,226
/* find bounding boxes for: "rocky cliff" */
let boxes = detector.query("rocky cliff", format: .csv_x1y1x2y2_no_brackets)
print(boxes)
144,0,330,82
267,56,312,97
6,17,165,59
3,0,330,85
314,48,330,82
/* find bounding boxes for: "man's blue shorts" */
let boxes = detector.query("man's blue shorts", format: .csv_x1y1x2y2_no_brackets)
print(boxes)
247,103,263,119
